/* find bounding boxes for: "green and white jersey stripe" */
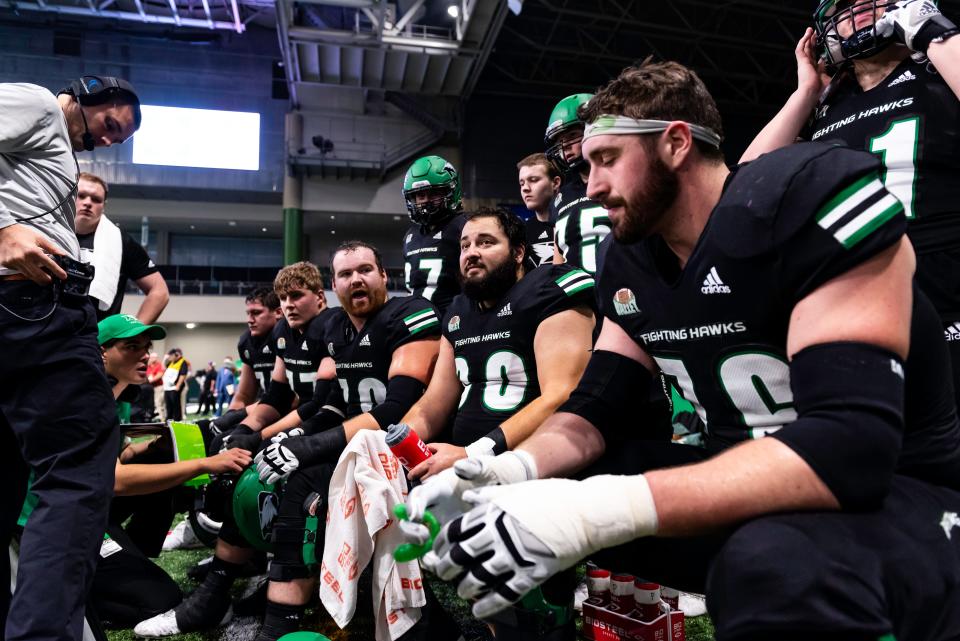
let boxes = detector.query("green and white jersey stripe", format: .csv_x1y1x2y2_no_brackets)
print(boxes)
404,308,439,334
555,269,595,296
816,172,904,249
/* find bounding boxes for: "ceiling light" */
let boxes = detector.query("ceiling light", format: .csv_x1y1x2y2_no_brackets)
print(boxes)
261,227,268,232
185,322,197,329
228,221,237,227
447,4,459,18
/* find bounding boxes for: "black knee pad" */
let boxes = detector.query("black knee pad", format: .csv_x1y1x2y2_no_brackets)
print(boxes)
268,515,318,582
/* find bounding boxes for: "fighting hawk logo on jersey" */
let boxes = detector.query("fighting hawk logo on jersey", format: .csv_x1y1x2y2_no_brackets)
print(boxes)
277,337,286,350
531,240,555,265
244,349,250,359
613,288,641,317
328,342,336,357
448,315,460,332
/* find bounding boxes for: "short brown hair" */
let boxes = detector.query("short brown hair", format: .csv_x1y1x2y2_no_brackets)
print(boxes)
331,240,384,273
516,153,560,180
579,59,724,162
274,261,324,297
79,172,109,200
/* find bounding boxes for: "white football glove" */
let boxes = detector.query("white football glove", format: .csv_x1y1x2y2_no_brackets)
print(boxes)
421,474,659,619
399,451,538,546
270,427,304,444
876,0,958,52
255,442,299,484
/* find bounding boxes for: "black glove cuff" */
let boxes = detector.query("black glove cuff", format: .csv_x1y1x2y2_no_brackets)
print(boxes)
915,15,960,52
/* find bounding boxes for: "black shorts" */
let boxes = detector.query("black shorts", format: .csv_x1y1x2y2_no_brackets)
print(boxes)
584,442,960,641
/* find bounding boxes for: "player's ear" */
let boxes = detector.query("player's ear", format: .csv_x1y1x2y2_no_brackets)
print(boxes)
660,122,694,170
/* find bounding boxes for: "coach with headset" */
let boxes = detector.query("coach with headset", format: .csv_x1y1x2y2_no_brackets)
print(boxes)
0,75,141,641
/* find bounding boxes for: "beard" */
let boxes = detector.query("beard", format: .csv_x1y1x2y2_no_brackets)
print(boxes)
461,254,519,303
340,286,387,318
610,155,679,244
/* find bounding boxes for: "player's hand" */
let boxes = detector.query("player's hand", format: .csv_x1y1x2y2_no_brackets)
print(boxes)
401,452,538,546
876,0,957,52
408,442,467,481
204,448,252,474
254,426,346,483
795,27,829,96
255,441,299,483
0,223,67,285
269,427,304,444
222,430,261,454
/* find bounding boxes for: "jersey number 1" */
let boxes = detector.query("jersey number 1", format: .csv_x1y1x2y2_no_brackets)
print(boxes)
869,116,919,220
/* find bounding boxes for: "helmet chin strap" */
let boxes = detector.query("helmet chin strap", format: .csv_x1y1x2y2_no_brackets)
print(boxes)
76,99,96,151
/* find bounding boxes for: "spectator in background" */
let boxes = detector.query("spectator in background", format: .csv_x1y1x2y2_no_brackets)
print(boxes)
162,349,188,422
197,362,216,416
518,152,562,266
75,172,169,324
146,352,165,422
214,358,236,418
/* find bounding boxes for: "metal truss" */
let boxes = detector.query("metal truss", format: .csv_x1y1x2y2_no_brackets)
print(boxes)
1,0,251,32
474,0,960,109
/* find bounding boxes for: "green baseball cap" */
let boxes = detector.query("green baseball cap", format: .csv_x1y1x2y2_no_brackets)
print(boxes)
97,314,166,345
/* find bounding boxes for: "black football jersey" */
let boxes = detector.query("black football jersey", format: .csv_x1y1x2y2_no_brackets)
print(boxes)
598,142,960,485
525,217,556,267
324,296,440,420
548,172,610,274
443,264,597,446
403,214,467,313
272,308,338,400
237,329,276,397
804,57,960,320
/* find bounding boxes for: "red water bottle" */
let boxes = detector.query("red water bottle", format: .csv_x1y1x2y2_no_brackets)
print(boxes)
633,581,663,622
586,568,612,606
610,573,635,611
385,423,432,470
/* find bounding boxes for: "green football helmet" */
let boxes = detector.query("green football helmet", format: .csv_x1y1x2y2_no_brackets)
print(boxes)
277,634,331,641
232,467,280,552
402,155,463,229
544,93,594,173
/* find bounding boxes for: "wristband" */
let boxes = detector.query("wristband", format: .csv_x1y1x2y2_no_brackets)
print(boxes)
464,426,508,458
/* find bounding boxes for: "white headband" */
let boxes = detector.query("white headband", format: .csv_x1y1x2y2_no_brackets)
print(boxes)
582,115,722,149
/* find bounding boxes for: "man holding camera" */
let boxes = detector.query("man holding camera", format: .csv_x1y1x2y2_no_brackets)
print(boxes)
0,75,141,641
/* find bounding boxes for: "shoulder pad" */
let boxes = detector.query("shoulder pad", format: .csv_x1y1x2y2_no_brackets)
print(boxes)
712,142,883,259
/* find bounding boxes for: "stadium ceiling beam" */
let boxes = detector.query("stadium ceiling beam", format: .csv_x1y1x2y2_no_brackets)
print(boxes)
166,0,181,26
0,0,238,28
388,0,424,34
199,0,212,28
291,0,377,6
228,0,242,32
287,26,479,53
275,0,300,106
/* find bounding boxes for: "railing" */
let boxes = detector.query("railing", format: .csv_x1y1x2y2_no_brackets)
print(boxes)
126,264,409,297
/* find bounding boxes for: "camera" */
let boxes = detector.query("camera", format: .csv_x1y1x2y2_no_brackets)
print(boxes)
52,254,95,300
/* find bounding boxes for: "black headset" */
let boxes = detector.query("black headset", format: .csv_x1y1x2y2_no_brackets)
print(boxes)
60,75,140,151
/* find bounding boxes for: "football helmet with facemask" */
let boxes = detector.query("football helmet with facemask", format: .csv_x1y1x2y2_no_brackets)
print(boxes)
402,155,463,230
544,93,593,174
814,0,902,65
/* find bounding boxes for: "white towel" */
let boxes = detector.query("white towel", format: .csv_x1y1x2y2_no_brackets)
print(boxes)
85,215,122,311
319,430,425,641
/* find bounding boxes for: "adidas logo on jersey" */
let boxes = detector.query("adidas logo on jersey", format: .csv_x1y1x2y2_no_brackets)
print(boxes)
301,340,308,350
946,323,960,342
359,334,371,347
433,231,442,240
701,267,731,294
941,511,960,539
497,303,513,317
539,231,549,239
262,344,271,353
888,70,917,87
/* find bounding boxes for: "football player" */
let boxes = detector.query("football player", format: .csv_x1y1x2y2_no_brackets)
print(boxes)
545,93,611,274
402,155,467,313
518,153,562,266
399,207,599,639
415,60,960,640
742,0,960,404
245,241,440,641
135,262,338,638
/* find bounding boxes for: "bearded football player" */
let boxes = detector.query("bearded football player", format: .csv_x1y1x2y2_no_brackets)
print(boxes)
742,0,960,405
244,241,441,641
402,155,468,313
545,93,611,274
412,60,960,641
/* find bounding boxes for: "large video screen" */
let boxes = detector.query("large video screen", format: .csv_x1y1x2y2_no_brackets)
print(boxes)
132,105,260,171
